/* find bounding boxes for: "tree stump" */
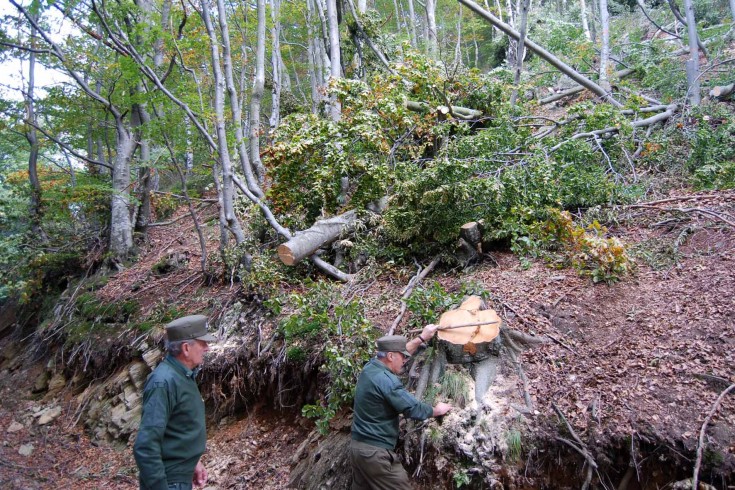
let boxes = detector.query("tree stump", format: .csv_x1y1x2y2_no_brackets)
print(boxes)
434,296,503,404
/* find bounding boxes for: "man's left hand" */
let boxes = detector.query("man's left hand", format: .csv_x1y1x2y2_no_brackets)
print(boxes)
193,461,208,487
420,324,439,341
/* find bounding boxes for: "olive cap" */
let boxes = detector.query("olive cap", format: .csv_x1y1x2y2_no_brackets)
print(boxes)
165,314,217,342
376,335,410,357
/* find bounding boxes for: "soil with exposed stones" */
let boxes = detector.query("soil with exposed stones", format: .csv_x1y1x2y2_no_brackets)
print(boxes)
0,189,734,489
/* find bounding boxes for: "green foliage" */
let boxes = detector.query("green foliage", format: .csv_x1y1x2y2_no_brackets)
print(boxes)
404,281,464,328
452,467,471,489
521,208,633,283
289,282,376,434
687,106,735,190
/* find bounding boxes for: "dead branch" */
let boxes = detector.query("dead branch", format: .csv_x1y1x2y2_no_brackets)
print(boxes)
629,193,733,207
553,403,598,490
388,257,440,335
636,0,680,41
692,383,735,490
626,204,735,228
665,0,708,58
538,68,635,105
506,345,533,410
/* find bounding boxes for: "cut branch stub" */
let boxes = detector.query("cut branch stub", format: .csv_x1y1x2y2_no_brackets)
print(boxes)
277,210,357,266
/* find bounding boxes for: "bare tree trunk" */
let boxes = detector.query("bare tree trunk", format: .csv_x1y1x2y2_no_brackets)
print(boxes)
250,0,267,180
200,0,246,245
407,0,418,47
598,0,611,93
215,0,263,197
270,0,283,131
326,0,342,121
426,0,438,58
459,0,623,107
682,0,701,105
307,0,321,113
132,99,152,233
454,5,463,68
110,120,135,258
510,0,530,105
580,0,591,41
24,15,45,241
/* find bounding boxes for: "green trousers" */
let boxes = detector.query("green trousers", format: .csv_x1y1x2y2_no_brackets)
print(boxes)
350,440,412,490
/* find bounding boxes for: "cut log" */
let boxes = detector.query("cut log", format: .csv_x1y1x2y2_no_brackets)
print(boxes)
710,83,734,100
277,210,357,266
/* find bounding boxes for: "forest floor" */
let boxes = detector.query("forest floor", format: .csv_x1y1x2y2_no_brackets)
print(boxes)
1,188,734,489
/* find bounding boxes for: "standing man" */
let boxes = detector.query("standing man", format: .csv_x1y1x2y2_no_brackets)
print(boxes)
351,325,452,490
134,314,216,490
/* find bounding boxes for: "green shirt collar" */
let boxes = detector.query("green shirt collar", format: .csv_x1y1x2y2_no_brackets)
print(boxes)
165,355,200,379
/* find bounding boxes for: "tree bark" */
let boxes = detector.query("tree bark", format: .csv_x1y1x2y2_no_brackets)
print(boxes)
580,0,591,41
426,0,438,58
110,119,135,258
407,0,419,47
326,0,342,121
250,0,267,180
270,0,283,131
598,0,612,93
277,211,358,266
510,0,530,106
454,4,464,69
24,12,44,241
200,0,246,245
459,0,623,107
307,0,322,114
215,0,263,198
681,0,701,105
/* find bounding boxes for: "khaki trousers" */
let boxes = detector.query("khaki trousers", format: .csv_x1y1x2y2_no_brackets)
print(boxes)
350,440,412,490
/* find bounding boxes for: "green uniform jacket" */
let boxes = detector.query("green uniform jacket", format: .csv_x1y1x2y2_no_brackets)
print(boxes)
133,355,206,490
351,358,433,450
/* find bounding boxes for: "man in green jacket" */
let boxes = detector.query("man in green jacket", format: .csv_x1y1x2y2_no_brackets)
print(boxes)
134,314,216,490
351,326,452,490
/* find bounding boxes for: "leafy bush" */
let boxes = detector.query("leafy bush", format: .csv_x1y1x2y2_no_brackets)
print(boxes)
688,106,735,190
523,208,633,283
286,282,377,434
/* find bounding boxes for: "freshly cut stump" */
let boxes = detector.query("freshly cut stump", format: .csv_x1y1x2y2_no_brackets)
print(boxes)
436,296,503,404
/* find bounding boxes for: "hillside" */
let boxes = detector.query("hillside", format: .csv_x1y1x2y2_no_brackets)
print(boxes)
1,188,733,489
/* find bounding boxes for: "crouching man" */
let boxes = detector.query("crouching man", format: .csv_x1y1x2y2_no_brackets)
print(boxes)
351,326,452,489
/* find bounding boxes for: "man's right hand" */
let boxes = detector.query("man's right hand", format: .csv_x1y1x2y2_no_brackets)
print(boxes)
433,402,452,417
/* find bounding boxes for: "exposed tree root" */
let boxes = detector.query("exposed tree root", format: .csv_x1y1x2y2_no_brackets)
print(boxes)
692,383,735,490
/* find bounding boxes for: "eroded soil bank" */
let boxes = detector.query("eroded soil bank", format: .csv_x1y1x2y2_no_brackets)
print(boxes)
1,191,733,489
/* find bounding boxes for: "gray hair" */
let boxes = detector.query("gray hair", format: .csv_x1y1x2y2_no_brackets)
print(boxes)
165,339,196,357
376,351,388,359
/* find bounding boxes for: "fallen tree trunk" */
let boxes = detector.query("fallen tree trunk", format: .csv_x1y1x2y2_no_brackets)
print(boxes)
277,210,357,266
710,82,734,99
539,68,635,105
458,0,623,108
406,100,483,119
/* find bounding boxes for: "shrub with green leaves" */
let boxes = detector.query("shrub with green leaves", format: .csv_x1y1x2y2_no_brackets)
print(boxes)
523,208,632,283
285,281,377,434
688,106,735,190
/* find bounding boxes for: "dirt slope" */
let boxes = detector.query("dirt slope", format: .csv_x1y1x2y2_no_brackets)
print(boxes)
0,190,733,489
